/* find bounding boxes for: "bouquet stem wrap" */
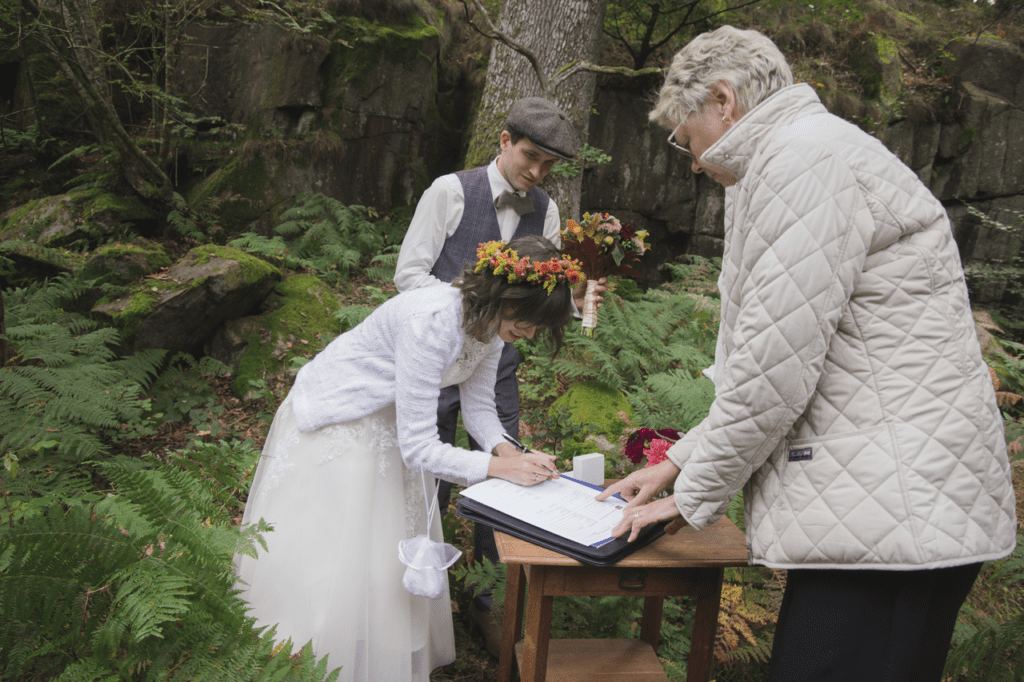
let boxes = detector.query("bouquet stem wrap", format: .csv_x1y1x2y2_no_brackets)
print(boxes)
582,279,600,336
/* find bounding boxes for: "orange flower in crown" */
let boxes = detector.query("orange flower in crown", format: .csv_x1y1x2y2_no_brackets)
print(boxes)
474,241,584,295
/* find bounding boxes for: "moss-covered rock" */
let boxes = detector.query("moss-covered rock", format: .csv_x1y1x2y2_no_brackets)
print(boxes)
550,380,632,459
0,191,156,248
81,238,171,285
849,33,902,104
92,245,281,355
325,15,439,95
187,156,276,237
223,274,339,398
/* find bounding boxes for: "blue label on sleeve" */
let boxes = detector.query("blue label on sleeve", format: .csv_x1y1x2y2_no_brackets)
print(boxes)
788,447,813,462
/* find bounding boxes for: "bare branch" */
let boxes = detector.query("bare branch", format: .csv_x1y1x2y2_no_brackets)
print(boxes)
462,0,552,99
552,59,663,88
690,0,766,33
603,4,638,65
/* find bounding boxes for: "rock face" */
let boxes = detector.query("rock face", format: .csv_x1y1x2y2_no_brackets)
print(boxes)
8,16,1024,373
175,17,445,235
583,36,1024,306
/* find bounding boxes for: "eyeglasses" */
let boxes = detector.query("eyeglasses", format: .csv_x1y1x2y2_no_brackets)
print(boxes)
667,121,693,158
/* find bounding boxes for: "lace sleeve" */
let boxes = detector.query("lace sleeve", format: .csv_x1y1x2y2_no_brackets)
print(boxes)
393,308,493,486
459,338,505,455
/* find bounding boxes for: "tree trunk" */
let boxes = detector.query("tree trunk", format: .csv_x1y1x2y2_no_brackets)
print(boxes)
17,6,46,138
22,0,173,198
466,0,609,223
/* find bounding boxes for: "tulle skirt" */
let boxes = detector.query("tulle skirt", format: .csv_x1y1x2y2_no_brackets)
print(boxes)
235,396,456,681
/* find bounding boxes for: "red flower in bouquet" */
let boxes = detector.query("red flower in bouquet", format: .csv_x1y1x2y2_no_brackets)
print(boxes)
623,427,681,465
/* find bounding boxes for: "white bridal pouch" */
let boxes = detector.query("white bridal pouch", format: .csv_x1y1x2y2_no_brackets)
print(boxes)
398,472,462,599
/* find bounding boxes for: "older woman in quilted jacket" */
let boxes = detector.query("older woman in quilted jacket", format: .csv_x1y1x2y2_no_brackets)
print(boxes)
599,25,1017,682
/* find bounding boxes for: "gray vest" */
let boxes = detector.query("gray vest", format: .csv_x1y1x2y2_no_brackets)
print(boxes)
429,166,551,283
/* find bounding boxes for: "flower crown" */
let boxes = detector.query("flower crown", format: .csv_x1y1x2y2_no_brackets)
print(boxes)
474,241,584,294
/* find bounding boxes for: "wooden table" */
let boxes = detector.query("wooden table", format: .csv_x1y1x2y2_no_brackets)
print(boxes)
494,512,748,682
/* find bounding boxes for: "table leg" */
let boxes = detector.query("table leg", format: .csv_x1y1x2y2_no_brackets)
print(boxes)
498,563,526,682
687,567,725,682
520,565,553,682
640,596,665,651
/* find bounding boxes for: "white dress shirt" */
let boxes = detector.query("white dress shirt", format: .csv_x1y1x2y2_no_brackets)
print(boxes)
394,159,562,292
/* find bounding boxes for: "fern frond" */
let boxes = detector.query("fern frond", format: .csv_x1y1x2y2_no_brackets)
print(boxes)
47,144,100,171
1,422,334,679
0,505,135,674
1,279,163,463
249,193,389,285
165,440,262,524
0,240,74,270
110,348,168,387
365,250,399,283
106,562,193,644
944,613,1024,679
167,209,206,241
54,658,122,681
630,369,716,432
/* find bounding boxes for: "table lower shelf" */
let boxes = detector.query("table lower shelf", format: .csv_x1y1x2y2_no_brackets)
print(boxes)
514,638,669,681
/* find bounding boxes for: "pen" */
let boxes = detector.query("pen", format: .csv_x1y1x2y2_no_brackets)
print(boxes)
502,432,528,452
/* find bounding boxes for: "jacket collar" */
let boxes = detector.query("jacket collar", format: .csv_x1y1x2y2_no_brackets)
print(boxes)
701,83,828,184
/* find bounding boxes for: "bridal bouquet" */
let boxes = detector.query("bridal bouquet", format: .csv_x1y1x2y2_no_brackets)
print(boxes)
560,212,649,335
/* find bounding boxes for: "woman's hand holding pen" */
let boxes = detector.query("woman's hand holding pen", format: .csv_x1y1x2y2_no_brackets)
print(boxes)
488,433,560,486
488,448,559,486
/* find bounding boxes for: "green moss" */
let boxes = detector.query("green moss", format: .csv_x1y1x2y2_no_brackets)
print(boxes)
188,156,274,233
325,15,439,94
95,242,171,270
1,198,46,238
110,287,165,341
82,192,155,223
850,33,901,101
872,34,898,66
190,245,280,289
231,274,339,397
550,380,633,453
82,241,172,284
464,101,507,170
958,126,979,151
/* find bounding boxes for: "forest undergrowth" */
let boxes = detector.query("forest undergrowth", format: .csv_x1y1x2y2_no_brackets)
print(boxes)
2,244,1023,681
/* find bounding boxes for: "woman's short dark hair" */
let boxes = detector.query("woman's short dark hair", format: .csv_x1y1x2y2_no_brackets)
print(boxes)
454,235,574,355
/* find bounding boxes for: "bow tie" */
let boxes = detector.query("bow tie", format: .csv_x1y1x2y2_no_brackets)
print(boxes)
494,190,534,216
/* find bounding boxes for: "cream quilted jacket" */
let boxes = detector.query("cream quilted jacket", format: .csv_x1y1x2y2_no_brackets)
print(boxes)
666,83,1017,569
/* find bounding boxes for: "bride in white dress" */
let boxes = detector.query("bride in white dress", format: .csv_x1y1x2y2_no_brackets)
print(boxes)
235,236,583,681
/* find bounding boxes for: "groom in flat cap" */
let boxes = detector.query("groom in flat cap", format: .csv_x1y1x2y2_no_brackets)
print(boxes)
395,97,601,655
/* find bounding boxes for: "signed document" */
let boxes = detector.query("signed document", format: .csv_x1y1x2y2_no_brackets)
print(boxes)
459,476,629,547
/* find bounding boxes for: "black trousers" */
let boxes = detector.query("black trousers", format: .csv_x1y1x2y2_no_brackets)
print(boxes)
768,562,982,682
435,342,520,608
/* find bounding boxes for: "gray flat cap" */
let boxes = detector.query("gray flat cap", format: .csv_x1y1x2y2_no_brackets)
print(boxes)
504,97,579,160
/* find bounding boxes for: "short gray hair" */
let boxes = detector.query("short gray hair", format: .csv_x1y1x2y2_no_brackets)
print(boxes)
649,26,794,129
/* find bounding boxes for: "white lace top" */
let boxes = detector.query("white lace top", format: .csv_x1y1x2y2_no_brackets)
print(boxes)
290,284,504,486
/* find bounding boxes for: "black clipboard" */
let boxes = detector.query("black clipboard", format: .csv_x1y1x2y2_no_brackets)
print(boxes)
455,477,667,567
